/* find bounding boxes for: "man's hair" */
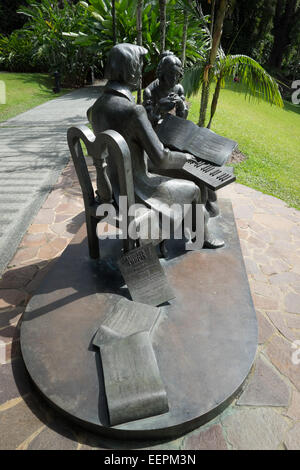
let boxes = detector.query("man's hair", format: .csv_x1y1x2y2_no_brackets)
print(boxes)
105,43,148,84
157,52,183,80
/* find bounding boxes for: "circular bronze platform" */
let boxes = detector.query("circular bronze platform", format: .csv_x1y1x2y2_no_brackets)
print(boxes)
21,200,257,440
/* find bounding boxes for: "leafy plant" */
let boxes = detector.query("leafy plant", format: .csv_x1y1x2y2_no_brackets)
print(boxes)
15,0,97,87
65,0,209,86
0,30,37,72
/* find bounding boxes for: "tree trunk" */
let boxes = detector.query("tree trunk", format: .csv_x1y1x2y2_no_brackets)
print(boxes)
181,9,188,67
293,43,300,82
199,77,211,128
137,0,144,104
112,0,117,45
209,0,227,66
269,0,298,69
198,0,227,127
159,0,167,53
207,74,222,129
210,0,216,35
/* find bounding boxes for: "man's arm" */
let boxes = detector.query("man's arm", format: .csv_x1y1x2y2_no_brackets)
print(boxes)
132,105,193,170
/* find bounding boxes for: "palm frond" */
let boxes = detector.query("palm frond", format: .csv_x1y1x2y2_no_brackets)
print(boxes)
182,62,205,97
221,54,283,107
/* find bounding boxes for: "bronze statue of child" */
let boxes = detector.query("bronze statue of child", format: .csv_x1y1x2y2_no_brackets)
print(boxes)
143,51,188,127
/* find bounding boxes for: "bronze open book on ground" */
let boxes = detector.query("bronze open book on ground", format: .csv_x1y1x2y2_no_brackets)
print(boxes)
156,114,238,166
92,298,167,426
96,331,169,426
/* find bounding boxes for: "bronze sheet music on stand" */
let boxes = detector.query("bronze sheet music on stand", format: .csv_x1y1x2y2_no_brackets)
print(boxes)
156,114,238,166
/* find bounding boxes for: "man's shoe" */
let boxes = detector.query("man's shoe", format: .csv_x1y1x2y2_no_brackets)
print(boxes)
203,237,225,249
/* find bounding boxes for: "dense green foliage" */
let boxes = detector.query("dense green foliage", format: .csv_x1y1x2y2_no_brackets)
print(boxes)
0,31,37,73
66,0,209,84
0,0,97,87
221,0,300,83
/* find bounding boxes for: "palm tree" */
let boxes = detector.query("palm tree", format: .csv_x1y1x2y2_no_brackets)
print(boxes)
112,0,116,45
183,52,283,128
136,0,144,103
159,0,167,53
199,0,227,127
181,7,189,67
176,0,227,126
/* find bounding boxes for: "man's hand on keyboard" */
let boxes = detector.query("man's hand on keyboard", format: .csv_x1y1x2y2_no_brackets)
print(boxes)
160,150,196,170
184,153,197,163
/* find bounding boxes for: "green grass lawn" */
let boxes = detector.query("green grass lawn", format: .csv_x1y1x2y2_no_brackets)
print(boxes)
0,72,71,122
188,82,300,210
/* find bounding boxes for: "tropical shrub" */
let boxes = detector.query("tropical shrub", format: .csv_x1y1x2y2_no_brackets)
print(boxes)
15,0,98,86
0,31,37,72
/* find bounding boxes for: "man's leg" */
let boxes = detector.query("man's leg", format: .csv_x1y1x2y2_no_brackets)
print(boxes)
206,188,220,218
149,166,224,249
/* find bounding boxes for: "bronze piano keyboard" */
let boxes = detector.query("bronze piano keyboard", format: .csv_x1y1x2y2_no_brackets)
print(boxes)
183,160,236,191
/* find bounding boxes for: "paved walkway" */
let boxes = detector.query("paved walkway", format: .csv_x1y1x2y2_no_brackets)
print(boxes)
0,87,102,275
0,156,299,449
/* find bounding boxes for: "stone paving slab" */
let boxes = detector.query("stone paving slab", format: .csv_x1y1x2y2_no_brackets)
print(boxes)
0,157,299,449
0,87,102,275
236,356,290,407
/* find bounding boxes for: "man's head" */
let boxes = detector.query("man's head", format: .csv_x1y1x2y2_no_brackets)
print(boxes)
105,43,148,90
157,52,183,89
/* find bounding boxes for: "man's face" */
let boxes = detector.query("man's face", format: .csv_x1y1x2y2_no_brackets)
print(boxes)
129,57,143,90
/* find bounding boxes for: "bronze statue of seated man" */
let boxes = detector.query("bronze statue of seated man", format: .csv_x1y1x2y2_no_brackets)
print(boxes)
87,43,204,248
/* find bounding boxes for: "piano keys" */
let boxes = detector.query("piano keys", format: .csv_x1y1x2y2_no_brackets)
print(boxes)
183,159,236,191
